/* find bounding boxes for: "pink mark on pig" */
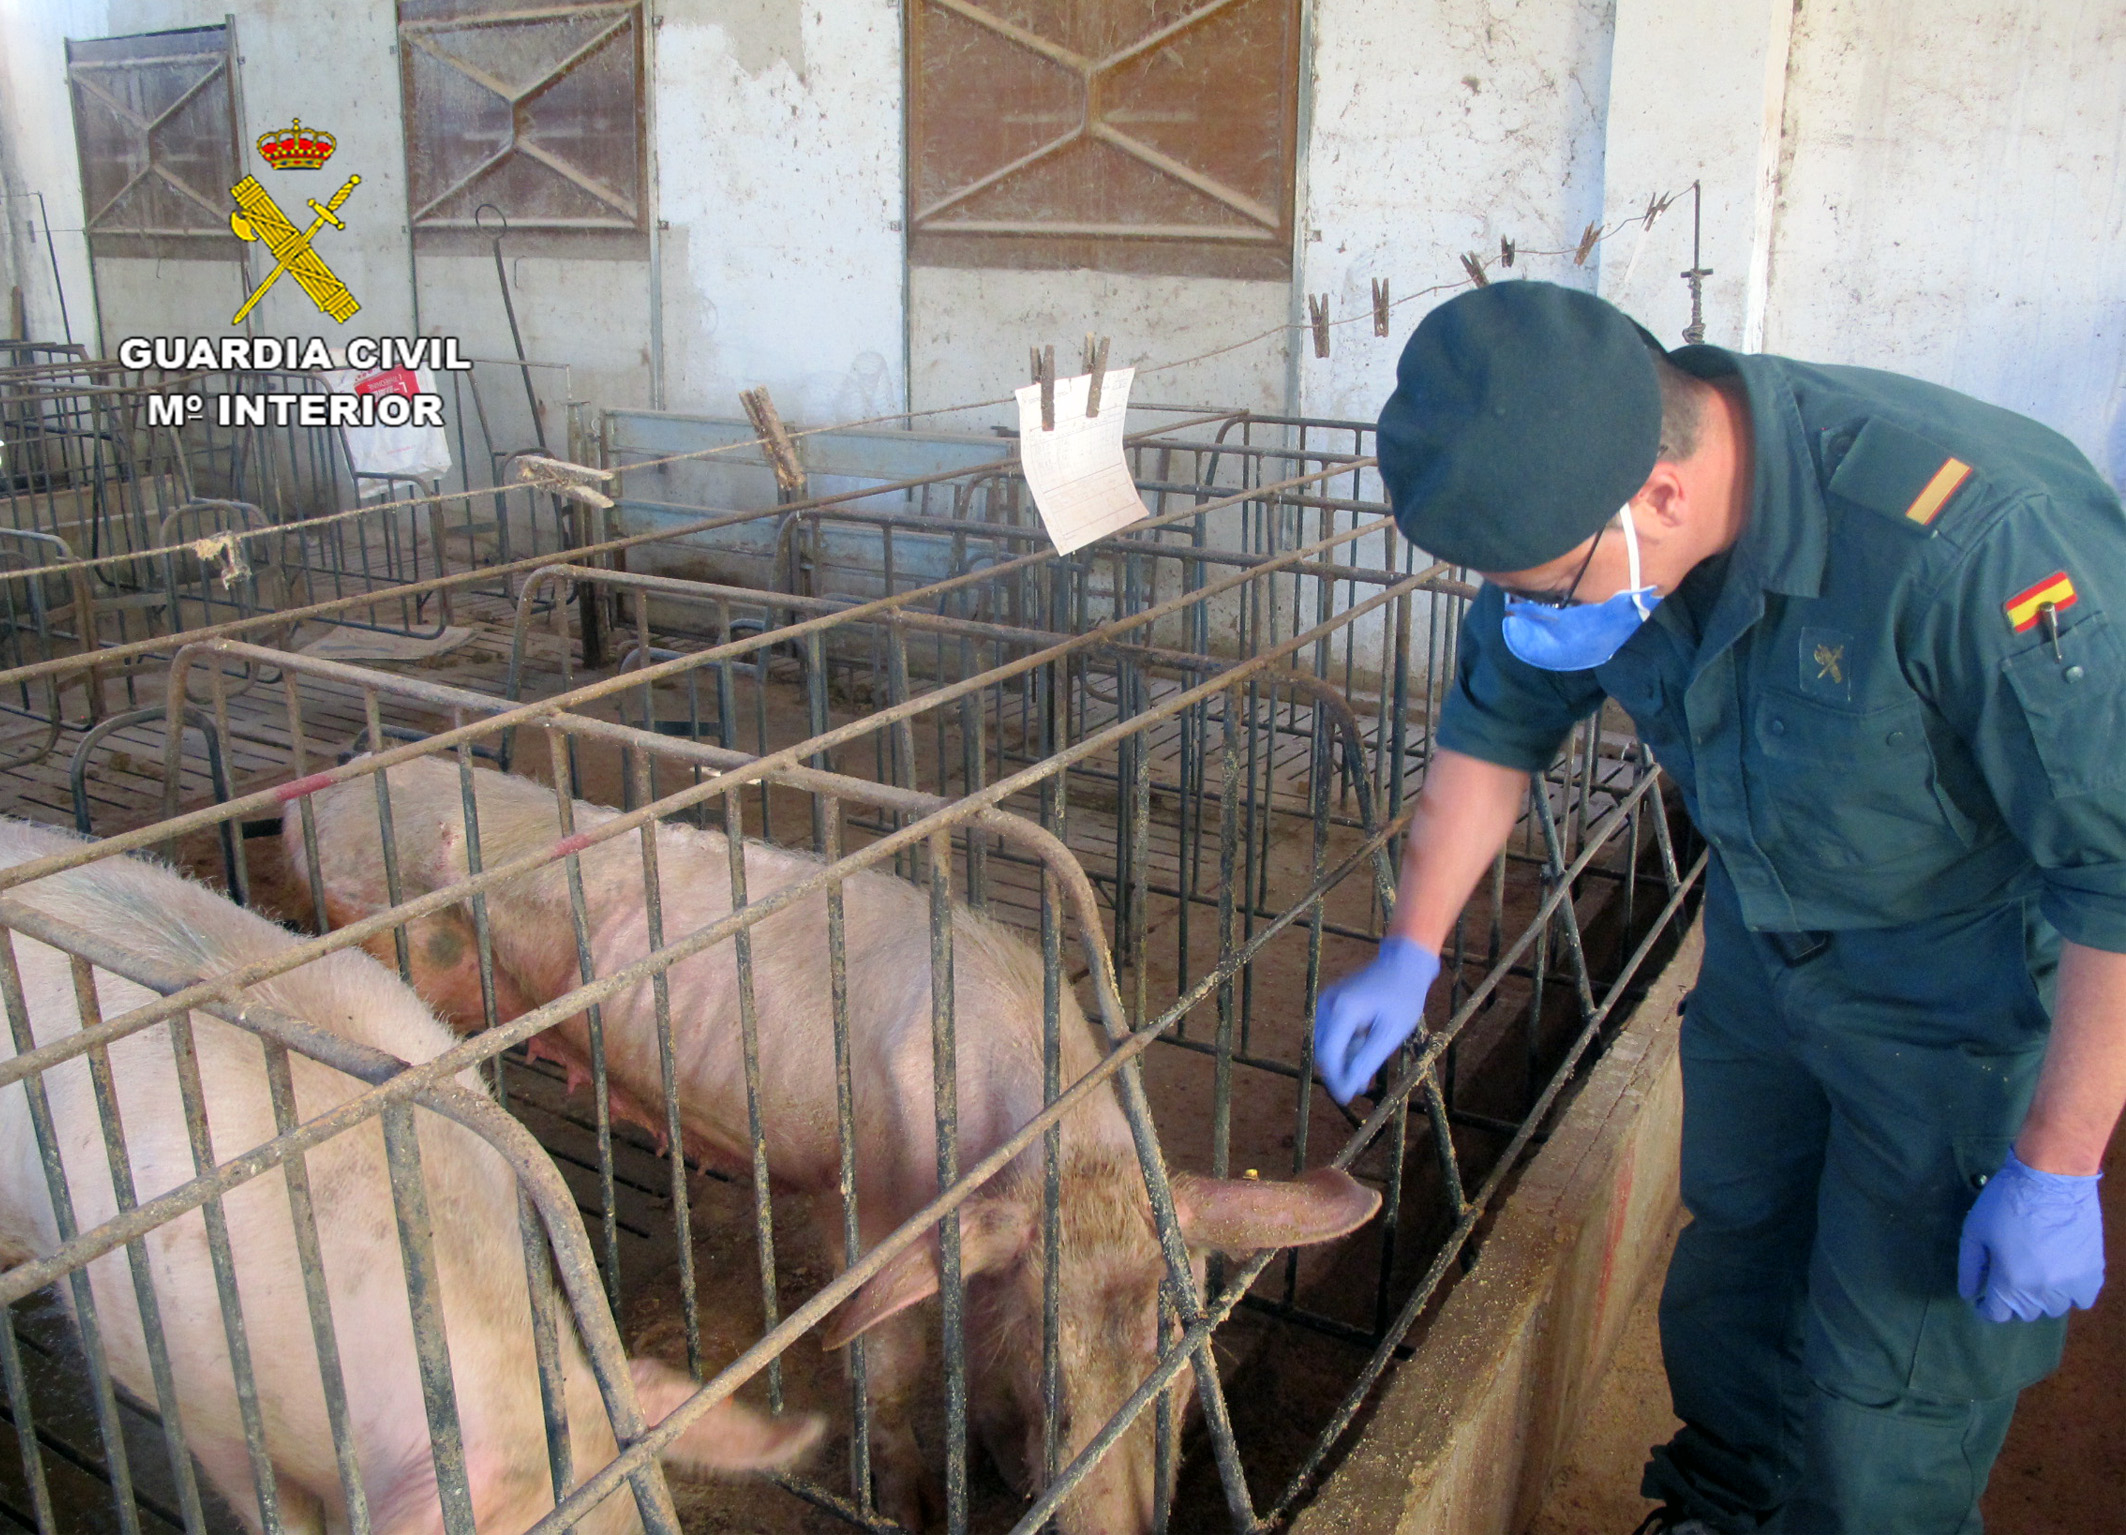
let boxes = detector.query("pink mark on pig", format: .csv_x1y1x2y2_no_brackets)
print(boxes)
275,772,337,802
551,831,596,859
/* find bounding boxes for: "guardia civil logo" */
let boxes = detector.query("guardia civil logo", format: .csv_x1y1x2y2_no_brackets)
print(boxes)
227,116,361,326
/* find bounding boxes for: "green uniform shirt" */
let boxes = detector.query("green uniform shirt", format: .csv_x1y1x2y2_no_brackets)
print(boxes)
1436,345,2126,949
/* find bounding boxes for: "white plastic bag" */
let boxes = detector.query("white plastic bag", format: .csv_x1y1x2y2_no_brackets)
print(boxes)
319,363,452,494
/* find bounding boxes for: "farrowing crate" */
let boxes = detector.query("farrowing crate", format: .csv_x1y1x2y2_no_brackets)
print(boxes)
0,356,598,773
1,408,1704,1533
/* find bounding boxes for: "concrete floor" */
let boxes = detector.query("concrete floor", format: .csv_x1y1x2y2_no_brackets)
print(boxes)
1531,1130,2126,1534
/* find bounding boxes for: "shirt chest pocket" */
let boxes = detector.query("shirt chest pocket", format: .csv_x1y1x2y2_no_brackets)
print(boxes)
1750,691,1973,866
2002,611,2126,798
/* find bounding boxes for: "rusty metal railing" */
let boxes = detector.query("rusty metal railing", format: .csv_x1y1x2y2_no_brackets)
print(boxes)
0,406,1701,1533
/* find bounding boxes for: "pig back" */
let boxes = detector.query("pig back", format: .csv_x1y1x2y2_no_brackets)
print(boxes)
544,810,1129,1199
0,820,620,1531
298,761,1130,1202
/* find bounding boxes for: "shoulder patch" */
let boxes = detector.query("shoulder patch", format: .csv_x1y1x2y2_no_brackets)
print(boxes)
1825,418,1978,532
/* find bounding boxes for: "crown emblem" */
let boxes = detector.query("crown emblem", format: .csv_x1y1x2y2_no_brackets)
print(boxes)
256,117,335,171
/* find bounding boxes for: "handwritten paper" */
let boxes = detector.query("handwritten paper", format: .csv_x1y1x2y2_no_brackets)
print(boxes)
1015,366,1149,555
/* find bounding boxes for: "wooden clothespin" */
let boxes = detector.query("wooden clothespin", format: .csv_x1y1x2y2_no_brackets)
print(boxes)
1032,344,1055,430
514,452,617,510
1307,294,1330,358
1460,252,1489,287
1643,190,1672,227
1083,333,1110,417
1574,221,1601,266
1499,236,1516,268
1372,277,1391,337
738,387,805,494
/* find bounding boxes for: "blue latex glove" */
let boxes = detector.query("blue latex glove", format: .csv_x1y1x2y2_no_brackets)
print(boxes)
1313,938,1441,1104
1957,1148,2105,1323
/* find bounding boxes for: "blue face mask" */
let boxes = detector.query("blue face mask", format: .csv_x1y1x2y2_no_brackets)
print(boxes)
1501,505,1661,672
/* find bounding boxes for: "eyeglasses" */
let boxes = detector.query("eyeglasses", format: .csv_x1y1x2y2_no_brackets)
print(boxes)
1505,525,1606,609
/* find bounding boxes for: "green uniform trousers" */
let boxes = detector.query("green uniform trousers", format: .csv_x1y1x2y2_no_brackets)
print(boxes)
1642,864,2069,1533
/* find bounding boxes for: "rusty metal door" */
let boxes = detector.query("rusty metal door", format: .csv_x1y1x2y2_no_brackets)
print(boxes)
398,0,645,232
907,0,1302,279
64,23,246,344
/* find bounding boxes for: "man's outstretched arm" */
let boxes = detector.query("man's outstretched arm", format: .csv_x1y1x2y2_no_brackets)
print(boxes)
1314,749,1529,1101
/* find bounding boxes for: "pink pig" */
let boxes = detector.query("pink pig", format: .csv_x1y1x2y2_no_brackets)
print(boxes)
290,758,1379,1533
0,817,819,1535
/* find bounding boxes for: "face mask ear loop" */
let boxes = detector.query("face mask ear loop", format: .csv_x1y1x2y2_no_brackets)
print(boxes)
1620,503,1654,619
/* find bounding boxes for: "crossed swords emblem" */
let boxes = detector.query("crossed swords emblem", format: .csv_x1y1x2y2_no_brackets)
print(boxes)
228,174,362,325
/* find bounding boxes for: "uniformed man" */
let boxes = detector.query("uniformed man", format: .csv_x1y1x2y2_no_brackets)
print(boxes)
1313,281,2117,1533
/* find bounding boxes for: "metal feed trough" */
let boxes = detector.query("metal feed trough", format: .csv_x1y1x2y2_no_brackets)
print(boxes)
0,405,1703,1534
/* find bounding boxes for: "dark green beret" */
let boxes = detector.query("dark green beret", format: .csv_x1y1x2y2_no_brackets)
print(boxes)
1377,282,1664,572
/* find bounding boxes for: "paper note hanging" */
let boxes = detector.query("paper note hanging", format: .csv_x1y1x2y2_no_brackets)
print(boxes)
1015,365,1149,556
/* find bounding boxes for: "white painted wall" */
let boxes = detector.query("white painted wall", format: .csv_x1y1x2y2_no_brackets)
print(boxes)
1598,0,1793,351
1763,0,2126,479
908,267,1290,428
1296,0,1620,425
0,0,108,350
654,0,905,425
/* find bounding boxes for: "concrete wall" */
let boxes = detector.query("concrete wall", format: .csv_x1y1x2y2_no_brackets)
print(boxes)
0,0,107,349
1,0,2121,482
1296,0,1619,425
655,0,905,424
1763,0,2126,483
908,267,1290,428
1597,0,2126,483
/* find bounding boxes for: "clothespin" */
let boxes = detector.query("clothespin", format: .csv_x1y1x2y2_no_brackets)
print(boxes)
1031,344,1055,431
514,452,617,509
1308,294,1330,358
1499,236,1516,268
1372,277,1391,337
737,387,805,494
1460,252,1489,287
1083,333,1109,417
1574,221,1600,266
1644,190,1673,227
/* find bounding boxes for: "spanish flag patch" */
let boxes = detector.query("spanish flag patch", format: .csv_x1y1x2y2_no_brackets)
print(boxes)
2004,571,2077,632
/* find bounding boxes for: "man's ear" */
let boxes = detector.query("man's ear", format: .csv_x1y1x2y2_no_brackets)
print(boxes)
1633,465,1691,533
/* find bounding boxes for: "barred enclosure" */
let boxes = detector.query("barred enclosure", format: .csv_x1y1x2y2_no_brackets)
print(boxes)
0,353,591,772
0,402,1702,1535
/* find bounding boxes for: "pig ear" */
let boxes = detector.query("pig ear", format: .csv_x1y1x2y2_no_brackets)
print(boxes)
821,1200,1033,1350
1169,1167,1380,1254
630,1356,825,1474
